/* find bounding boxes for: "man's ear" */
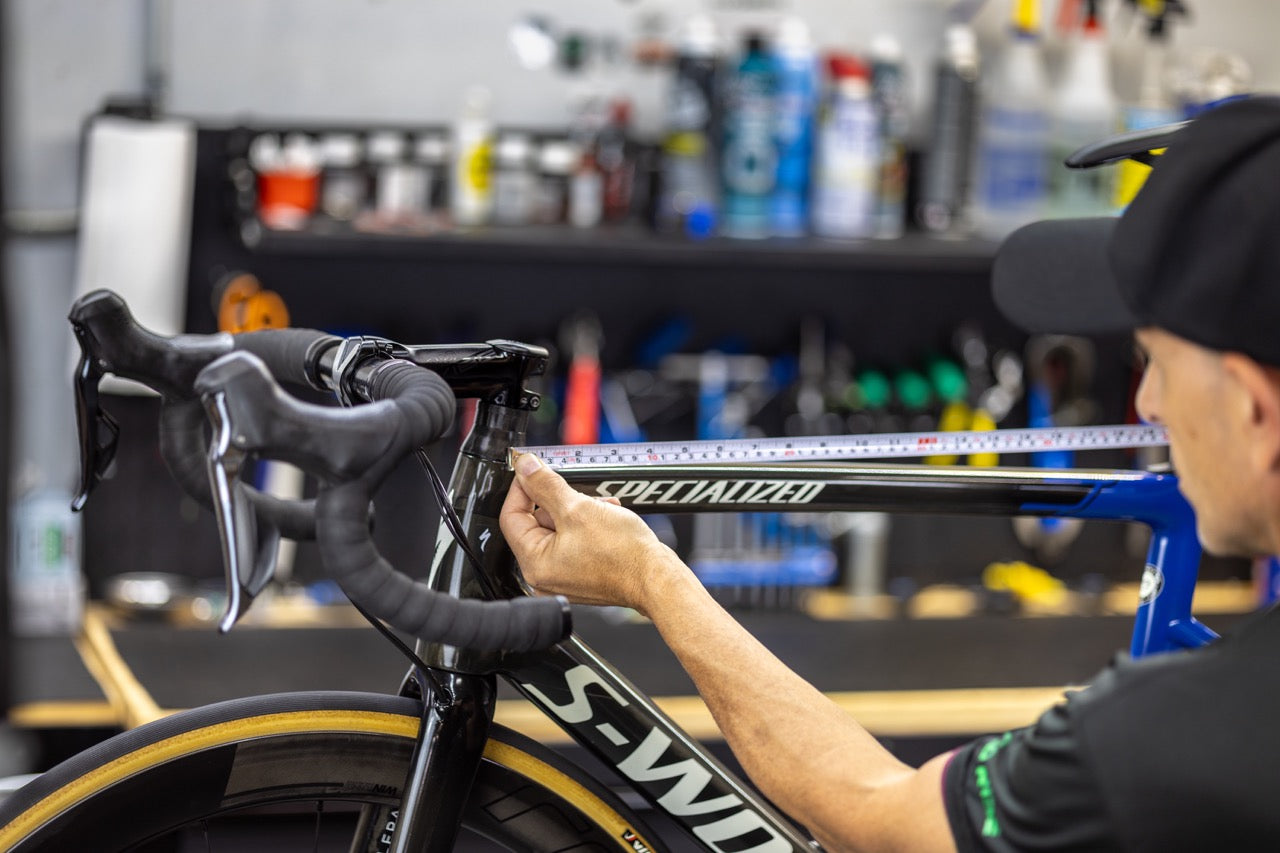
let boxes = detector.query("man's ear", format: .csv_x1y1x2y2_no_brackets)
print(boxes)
1222,353,1280,471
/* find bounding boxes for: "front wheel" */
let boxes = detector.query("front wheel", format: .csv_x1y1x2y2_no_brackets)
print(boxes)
0,691,662,851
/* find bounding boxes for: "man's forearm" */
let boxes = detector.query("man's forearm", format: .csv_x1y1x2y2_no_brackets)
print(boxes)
498,458,953,850
644,563,954,852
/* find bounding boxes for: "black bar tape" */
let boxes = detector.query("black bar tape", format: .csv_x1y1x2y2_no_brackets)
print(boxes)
158,399,317,541
317,484,570,652
233,329,340,388
316,359,458,488
365,360,456,439
321,361,569,652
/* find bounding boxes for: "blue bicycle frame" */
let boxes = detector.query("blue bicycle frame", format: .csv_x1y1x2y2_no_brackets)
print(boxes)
1035,470,1217,656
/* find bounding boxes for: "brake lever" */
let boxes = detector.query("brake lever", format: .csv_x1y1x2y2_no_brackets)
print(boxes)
69,289,234,511
72,330,121,511
195,351,399,629
203,388,283,632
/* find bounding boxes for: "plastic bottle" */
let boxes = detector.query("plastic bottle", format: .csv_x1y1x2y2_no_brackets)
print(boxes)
811,54,880,240
569,147,604,229
917,23,981,235
1048,0,1119,217
721,32,777,240
870,35,909,239
770,17,818,238
972,0,1050,240
12,490,84,636
415,133,451,218
318,133,367,221
658,15,721,236
598,99,635,223
451,86,495,227
568,93,606,229
535,139,577,225
492,133,537,226
1114,0,1186,211
368,131,428,229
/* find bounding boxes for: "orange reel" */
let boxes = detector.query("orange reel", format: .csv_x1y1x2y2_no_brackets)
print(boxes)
215,272,290,333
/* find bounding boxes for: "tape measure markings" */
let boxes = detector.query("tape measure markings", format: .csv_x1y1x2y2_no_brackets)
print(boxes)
516,424,1169,469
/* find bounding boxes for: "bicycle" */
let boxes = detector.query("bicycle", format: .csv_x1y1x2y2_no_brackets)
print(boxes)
0,286,1212,852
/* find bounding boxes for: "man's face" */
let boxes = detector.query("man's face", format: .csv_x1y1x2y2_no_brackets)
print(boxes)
1134,327,1268,556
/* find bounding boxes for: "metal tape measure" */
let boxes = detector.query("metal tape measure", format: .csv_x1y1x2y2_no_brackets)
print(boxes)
516,424,1169,469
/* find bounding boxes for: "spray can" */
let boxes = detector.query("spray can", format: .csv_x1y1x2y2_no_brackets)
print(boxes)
721,32,777,240
599,99,636,223
770,17,818,237
972,0,1050,240
917,24,980,235
811,54,880,240
870,35,909,240
659,15,721,236
451,86,495,227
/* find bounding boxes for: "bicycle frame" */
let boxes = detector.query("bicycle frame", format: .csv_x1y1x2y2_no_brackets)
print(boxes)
62,299,1216,850
394,396,1213,852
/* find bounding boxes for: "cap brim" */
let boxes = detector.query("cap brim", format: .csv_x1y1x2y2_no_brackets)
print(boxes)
992,217,1138,335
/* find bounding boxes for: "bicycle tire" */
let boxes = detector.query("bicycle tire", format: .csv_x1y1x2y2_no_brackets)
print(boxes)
0,691,663,852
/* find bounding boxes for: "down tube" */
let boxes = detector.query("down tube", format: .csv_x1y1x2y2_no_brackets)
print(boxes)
505,638,815,853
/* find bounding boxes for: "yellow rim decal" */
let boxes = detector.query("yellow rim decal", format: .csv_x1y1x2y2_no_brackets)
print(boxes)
484,739,656,852
0,710,417,845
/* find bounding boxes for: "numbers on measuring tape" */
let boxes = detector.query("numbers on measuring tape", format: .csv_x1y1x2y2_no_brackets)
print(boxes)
515,424,1169,470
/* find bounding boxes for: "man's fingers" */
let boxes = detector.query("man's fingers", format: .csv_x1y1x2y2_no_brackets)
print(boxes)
499,478,550,545
512,453,581,513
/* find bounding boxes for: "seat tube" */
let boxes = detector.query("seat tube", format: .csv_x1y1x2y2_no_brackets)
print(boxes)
1130,522,1203,655
1070,473,1210,657
1124,480,1212,656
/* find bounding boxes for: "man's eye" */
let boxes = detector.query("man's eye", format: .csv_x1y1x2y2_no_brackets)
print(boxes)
1132,342,1150,369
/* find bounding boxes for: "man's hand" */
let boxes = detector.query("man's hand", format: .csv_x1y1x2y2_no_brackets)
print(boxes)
499,452,690,615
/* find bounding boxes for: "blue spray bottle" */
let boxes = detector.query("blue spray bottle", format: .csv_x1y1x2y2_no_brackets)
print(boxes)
722,32,777,239
770,17,817,237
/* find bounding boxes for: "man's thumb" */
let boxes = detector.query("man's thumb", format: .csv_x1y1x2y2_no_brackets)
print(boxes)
513,453,574,509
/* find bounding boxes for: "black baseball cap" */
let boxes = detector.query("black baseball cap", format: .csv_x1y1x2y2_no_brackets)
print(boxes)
992,94,1280,366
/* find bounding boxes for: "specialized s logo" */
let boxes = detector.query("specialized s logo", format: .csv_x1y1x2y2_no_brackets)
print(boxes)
1138,563,1164,603
523,665,794,853
596,480,825,506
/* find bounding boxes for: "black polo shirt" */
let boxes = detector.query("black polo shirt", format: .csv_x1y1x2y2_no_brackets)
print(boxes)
944,603,1280,851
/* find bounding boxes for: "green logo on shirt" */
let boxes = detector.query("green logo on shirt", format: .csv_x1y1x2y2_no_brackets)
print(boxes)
974,731,1014,837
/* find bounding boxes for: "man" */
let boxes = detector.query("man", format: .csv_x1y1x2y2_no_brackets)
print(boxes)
500,95,1280,851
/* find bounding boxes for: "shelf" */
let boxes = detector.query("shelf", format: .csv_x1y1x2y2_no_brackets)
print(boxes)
240,220,1000,275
